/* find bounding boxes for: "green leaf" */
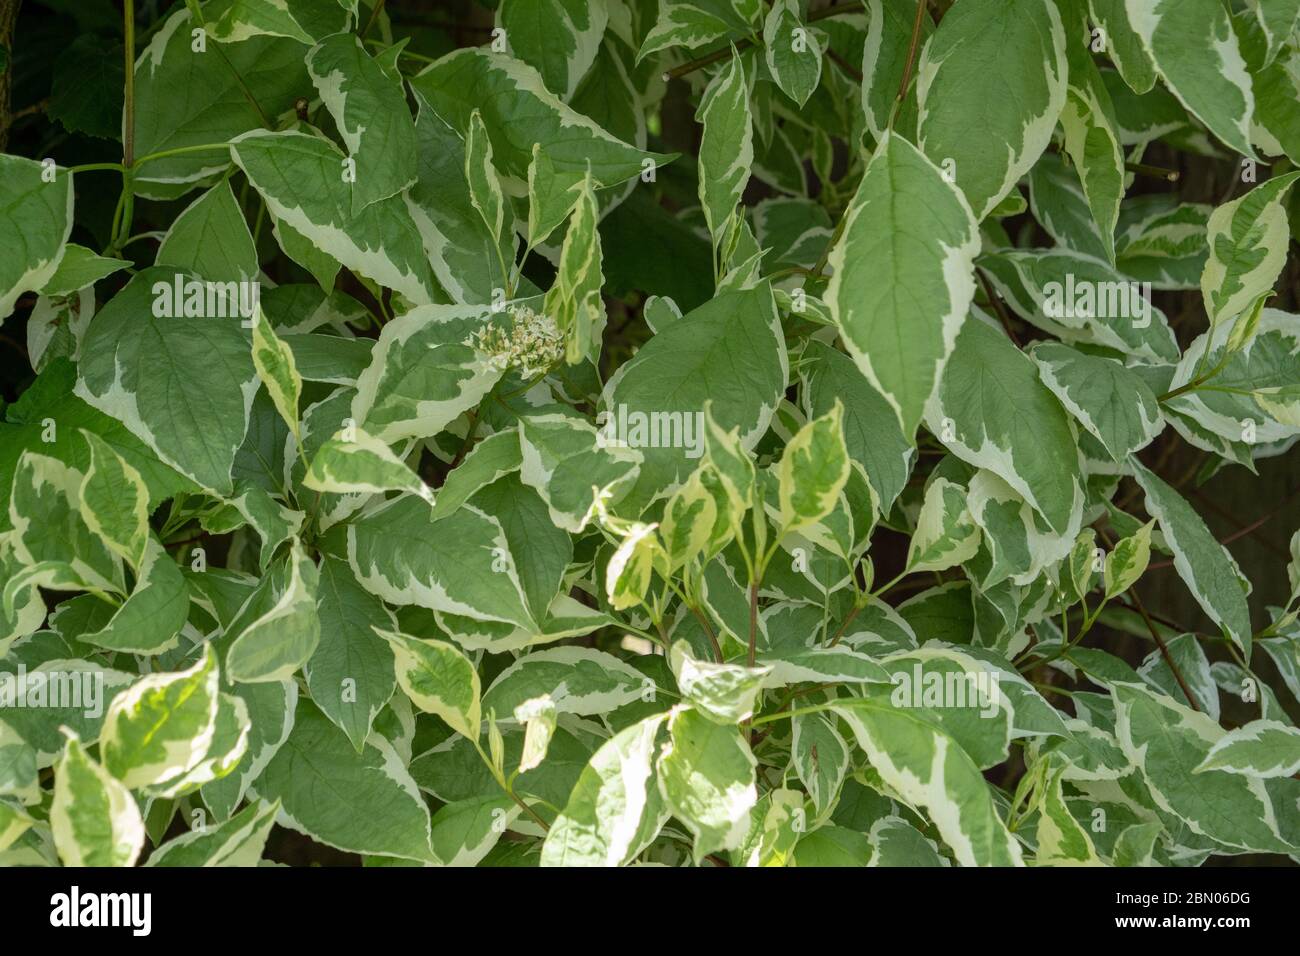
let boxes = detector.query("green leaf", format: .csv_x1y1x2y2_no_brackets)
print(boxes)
76,269,258,496
696,49,752,253
308,555,397,752
429,794,520,866
147,798,280,867
81,539,189,655
133,9,310,198
791,712,848,814
1104,520,1154,599
156,180,258,284
431,430,523,521
606,284,787,497
407,96,515,305
484,646,649,720
0,799,33,854
100,647,220,791
1196,719,1300,778
1059,9,1125,264
349,303,505,443
907,476,981,574
541,713,668,866
880,646,1015,769
1036,759,1103,864
519,412,641,532
409,49,672,188
0,719,39,805
307,31,417,214
777,401,849,533
639,0,756,60
225,539,322,683
498,0,607,99
793,824,873,866
78,430,150,571
253,698,433,862
763,0,822,107
526,143,583,251
1031,342,1162,461
800,341,912,511
251,306,304,442
659,466,724,571
1130,460,1252,657
1201,172,1300,328
862,0,934,142
832,698,1023,865
543,174,605,364
605,521,663,611
670,643,770,724
378,628,481,741
1123,0,1258,158
1089,0,1158,93
231,129,438,305
201,679,297,820
464,110,506,249
304,425,431,503
48,34,124,140
979,247,1181,363
39,244,130,299
916,0,1067,219
1112,681,1293,853
209,0,351,44
349,493,534,630
926,315,1084,536
51,733,145,867
1115,198,1210,289
658,707,758,861
0,155,73,321
148,688,251,799
827,133,980,440
8,452,122,600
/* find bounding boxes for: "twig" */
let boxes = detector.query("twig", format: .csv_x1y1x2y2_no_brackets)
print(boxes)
747,582,759,667
1129,588,1201,711
123,0,135,168
360,0,386,39
826,602,862,648
895,0,928,103
1125,161,1179,183
689,604,725,663
663,1,863,81
826,49,862,83
978,268,1020,346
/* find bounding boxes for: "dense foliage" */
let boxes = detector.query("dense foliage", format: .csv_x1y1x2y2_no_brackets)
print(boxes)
2,0,1300,868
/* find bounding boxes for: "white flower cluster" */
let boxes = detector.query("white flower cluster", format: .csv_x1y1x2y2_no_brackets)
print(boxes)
467,304,564,378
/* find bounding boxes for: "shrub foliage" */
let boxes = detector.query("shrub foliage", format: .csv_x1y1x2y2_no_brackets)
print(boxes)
2,0,1300,867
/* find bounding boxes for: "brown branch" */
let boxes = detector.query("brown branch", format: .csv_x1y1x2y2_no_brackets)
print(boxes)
688,603,724,663
827,602,862,648
895,0,928,102
1129,588,1201,711
826,48,862,83
0,0,21,152
978,267,1021,346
